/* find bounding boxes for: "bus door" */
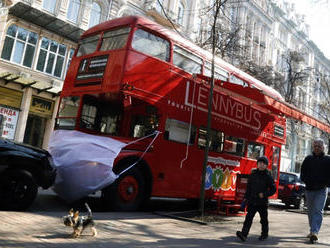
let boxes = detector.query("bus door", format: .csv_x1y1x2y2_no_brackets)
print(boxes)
151,116,203,198
271,146,281,198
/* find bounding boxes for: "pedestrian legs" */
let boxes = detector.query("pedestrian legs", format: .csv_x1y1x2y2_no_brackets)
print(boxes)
258,205,269,236
241,205,257,236
305,188,328,234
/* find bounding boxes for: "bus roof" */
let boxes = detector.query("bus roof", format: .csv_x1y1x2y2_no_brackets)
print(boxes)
82,15,284,101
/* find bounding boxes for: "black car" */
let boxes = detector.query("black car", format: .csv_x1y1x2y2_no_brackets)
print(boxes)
0,137,56,210
278,172,305,209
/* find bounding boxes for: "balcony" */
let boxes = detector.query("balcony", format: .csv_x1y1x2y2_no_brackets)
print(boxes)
8,1,84,42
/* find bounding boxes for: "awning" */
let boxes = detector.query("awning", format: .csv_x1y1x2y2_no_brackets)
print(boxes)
194,74,330,134
0,72,61,96
263,96,330,133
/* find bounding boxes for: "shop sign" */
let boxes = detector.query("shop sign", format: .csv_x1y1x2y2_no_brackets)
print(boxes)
0,86,22,108
0,106,19,140
30,96,54,118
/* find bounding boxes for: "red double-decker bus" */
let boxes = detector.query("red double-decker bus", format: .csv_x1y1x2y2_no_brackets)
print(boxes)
55,15,286,211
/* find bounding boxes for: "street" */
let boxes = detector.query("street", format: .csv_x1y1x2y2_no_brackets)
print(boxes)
0,190,330,247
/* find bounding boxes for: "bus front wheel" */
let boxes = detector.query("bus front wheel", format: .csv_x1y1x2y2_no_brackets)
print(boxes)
102,167,146,211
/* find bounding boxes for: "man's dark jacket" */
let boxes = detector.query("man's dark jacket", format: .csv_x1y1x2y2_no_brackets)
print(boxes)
301,152,330,190
244,169,276,206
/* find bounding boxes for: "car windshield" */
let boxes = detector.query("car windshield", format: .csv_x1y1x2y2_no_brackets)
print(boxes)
280,173,300,183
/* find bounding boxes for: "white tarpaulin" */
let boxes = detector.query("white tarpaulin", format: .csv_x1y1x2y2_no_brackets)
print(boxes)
48,130,127,202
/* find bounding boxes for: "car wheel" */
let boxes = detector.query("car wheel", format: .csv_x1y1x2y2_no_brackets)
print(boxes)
102,167,146,211
0,170,38,211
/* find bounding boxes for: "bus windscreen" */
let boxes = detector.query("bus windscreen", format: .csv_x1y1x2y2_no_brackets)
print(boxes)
77,35,100,57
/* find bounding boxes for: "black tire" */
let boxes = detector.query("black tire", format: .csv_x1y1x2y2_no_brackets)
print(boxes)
102,167,146,211
0,170,38,211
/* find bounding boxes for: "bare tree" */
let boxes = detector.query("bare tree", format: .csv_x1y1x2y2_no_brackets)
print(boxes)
312,71,330,153
196,0,247,62
239,60,284,89
279,50,311,104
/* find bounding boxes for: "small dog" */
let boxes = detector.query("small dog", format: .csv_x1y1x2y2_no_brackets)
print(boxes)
63,203,97,238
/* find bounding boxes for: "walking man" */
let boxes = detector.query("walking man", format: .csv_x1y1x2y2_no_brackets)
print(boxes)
300,138,330,243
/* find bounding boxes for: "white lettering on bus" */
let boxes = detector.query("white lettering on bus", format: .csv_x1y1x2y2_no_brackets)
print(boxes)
208,156,240,167
198,87,208,107
185,81,262,130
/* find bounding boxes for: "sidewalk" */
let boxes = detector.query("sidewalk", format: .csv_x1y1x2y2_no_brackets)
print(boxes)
0,206,329,248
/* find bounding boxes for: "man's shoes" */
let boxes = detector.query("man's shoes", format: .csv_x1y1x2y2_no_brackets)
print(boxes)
236,231,247,242
258,234,268,241
310,233,318,244
306,233,312,238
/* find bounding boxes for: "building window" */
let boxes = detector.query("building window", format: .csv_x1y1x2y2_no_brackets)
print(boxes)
36,37,67,78
67,0,81,23
65,48,75,76
43,0,57,13
1,24,38,68
89,2,101,28
177,1,184,25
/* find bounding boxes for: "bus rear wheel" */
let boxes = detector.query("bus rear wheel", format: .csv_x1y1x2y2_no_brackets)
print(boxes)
102,167,146,211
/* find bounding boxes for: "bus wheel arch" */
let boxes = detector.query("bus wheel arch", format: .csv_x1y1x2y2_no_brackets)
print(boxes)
102,157,152,211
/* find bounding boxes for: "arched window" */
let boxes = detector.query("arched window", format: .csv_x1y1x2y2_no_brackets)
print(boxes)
89,2,101,28
1,24,38,68
67,0,81,23
177,1,184,25
43,0,57,13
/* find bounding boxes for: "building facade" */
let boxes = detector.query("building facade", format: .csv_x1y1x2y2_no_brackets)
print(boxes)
0,0,329,173
0,0,111,148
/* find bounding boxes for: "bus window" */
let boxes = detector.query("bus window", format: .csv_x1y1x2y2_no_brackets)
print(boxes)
223,136,245,156
80,95,122,135
247,142,264,159
56,96,81,130
132,29,170,61
229,74,249,87
130,114,159,138
76,35,100,57
198,127,224,153
100,27,131,51
204,62,229,81
164,118,196,145
173,45,202,74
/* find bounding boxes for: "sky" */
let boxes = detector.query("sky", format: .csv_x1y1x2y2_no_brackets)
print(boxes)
290,0,330,59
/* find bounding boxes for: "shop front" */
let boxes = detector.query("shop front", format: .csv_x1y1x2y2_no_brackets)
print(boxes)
23,96,54,148
0,86,22,140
